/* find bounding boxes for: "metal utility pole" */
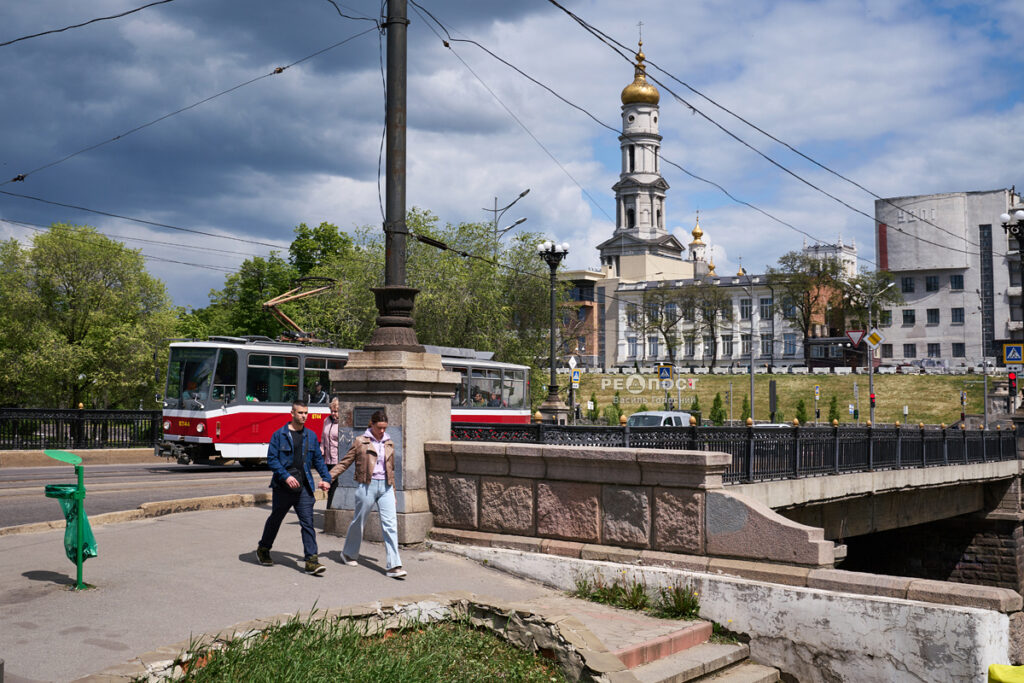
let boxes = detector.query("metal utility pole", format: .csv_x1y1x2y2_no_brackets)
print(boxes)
365,0,422,352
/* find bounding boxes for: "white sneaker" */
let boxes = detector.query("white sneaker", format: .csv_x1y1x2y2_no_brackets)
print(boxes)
340,553,357,566
386,567,407,579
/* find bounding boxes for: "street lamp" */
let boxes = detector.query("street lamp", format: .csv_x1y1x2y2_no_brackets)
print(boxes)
853,280,894,425
537,240,570,423
486,189,530,243
1001,209,1024,414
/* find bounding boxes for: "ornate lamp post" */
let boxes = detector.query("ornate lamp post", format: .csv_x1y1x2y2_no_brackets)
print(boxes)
485,189,530,244
537,240,570,424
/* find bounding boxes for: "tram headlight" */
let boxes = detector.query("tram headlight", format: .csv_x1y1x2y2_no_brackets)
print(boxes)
196,423,205,433
162,420,171,431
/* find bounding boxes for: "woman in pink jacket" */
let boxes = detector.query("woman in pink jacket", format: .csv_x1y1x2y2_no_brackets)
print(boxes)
320,398,340,509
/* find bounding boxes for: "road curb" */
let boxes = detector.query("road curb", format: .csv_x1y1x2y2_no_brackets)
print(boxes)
0,492,273,537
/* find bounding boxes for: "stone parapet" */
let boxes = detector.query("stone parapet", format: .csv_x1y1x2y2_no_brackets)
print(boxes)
426,441,835,566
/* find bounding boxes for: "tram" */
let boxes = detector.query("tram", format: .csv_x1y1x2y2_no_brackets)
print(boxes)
156,336,531,466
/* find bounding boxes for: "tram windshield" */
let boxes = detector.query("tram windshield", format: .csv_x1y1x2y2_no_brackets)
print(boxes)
165,347,218,408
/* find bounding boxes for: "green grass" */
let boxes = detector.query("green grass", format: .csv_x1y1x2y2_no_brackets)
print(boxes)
578,370,995,426
158,612,566,683
570,572,700,620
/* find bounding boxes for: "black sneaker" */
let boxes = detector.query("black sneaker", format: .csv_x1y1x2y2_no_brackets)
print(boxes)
256,546,273,566
305,555,326,575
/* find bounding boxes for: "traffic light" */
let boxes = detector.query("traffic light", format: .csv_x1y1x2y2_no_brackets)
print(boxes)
870,393,876,408
1011,372,1018,395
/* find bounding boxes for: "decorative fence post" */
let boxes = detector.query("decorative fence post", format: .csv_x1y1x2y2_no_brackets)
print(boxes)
941,424,948,466
867,422,874,471
746,418,755,483
792,422,800,479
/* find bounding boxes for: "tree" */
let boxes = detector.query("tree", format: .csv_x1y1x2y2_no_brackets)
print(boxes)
640,284,687,363
828,395,841,423
679,279,734,368
741,395,750,421
0,225,176,408
767,251,845,364
587,392,599,421
288,222,354,277
709,392,726,425
691,394,702,414
795,399,808,425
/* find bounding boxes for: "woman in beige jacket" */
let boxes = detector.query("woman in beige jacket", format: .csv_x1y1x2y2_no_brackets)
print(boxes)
329,409,405,578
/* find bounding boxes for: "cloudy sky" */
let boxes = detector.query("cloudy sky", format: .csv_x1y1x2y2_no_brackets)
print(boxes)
2,0,1023,309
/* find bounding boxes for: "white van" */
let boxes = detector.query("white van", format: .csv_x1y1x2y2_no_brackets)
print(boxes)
626,410,692,427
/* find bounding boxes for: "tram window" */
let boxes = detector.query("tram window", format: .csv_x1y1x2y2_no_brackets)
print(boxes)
246,354,299,403
304,357,331,404
470,369,501,407
503,369,526,408
448,366,468,406
211,349,238,404
166,347,217,407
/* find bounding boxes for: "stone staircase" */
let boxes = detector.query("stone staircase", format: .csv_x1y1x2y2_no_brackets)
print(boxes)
525,595,780,682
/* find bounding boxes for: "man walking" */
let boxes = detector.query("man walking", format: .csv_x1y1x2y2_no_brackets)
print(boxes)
256,400,331,575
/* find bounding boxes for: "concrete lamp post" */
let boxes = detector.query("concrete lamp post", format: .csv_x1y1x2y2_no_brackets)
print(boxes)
537,240,571,424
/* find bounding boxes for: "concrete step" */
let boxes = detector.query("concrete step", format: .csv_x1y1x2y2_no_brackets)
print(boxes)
631,642,749,683
611,620,713,668
702,662,780,682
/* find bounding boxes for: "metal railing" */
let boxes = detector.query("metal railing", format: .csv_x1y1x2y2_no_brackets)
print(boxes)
450,423,1019,484
0,409,161,450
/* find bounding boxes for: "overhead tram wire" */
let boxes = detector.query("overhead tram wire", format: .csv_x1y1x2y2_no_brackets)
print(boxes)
408,1,613,223
408,3,871,263
0,0,176,48
545,0,979,254
3,26,378,187
1,219,235,272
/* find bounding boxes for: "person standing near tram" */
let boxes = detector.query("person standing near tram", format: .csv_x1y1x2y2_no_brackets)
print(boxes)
320,397,341,509
329,409,406,579
255,400,331,575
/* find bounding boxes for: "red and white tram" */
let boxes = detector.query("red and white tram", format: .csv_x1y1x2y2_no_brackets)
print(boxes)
157,336,531,466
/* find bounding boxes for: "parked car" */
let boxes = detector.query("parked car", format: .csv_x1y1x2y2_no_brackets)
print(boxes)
626,411,693,427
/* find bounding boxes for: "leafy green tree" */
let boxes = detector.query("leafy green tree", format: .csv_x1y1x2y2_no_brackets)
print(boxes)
691,394,702,413
709,392,726,425
678,279,734,368
795,399,808,425
767,251,845,364
289,222,354,277
828,395,841,423
741,395,750,421
0,225,176,408
603,394,621,426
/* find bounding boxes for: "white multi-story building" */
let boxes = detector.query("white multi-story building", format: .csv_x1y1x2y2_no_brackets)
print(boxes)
874,189,1023,365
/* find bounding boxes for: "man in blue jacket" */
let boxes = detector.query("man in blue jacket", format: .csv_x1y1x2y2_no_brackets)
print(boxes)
255,400,331,575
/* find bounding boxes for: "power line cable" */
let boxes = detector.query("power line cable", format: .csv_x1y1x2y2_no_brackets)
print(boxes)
545,0,979,255
0,0,176,48
3,26,378,187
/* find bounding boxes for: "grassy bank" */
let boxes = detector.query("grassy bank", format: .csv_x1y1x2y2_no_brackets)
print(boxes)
573,371,999,426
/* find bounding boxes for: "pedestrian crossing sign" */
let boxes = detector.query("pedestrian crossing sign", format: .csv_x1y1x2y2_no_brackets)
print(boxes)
1004,343,1024,364
658,365,673,381
571,369,580,388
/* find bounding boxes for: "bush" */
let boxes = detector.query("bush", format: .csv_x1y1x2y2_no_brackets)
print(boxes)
602,404,621,426
828,395,840,423
709,392,726,425
740,395,750,421
795,399,808,425
587,392,599,421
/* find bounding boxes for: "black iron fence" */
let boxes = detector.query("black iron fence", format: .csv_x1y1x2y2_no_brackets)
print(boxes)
450,423,1019,485
0,409,161,450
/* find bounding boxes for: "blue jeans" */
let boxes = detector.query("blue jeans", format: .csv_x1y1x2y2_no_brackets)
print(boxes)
259,485,318,559
343,479,401,570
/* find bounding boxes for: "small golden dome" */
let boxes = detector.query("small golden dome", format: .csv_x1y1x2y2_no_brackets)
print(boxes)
708,259,717,275
690,216,704,244
620,42,660,105
737,266,746,276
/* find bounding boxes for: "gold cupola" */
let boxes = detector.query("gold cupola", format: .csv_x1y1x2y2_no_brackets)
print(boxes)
690,216,705,244
620,41,660,105
708,259,717,275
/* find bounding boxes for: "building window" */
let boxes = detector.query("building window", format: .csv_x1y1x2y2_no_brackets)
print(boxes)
761,337,772,357
1012,261,1022,288
926,308,939,325
626,304,638,327
927,343,941,358
703,335,714,357
811,345,826,359
1011,296,1023,322
902,309,916,325
901,277,915,293
665,303,677,320
782,297,797,318
627,335,638,358
952,343,965,357
925,275,939,292
577,336,586,354
722,335,733,357
951,307,964,324
740,298,752,321
783,333,797,356
741,333,751,356
903,343,917,358
628,145,635,172
881,344,893,359
879,310,892,326
759,297,773,320
950,274,964,290
648,335,659,358
685,338,695,357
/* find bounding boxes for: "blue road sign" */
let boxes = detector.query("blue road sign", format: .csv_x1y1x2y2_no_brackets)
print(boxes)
571,369,580,387
1004,343,1024,364
658,365,672,380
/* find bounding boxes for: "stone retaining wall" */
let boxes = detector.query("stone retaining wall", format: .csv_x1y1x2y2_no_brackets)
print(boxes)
425,441,835,566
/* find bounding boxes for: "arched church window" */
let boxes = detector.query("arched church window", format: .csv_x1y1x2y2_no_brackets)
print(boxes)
627,209,635,229
628,146,635,172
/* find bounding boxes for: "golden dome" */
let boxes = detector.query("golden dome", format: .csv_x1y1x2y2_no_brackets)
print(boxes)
737,266,746,276
690,216,704,244
708,259,717,275
620,41,660,105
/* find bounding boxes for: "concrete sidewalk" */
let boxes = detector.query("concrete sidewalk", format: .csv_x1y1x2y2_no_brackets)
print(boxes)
1,505,566,682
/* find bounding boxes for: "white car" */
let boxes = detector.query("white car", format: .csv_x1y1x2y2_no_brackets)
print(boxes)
626,411,693,427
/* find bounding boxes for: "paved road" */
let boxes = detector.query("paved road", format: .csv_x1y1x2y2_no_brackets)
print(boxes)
0,463,270,528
